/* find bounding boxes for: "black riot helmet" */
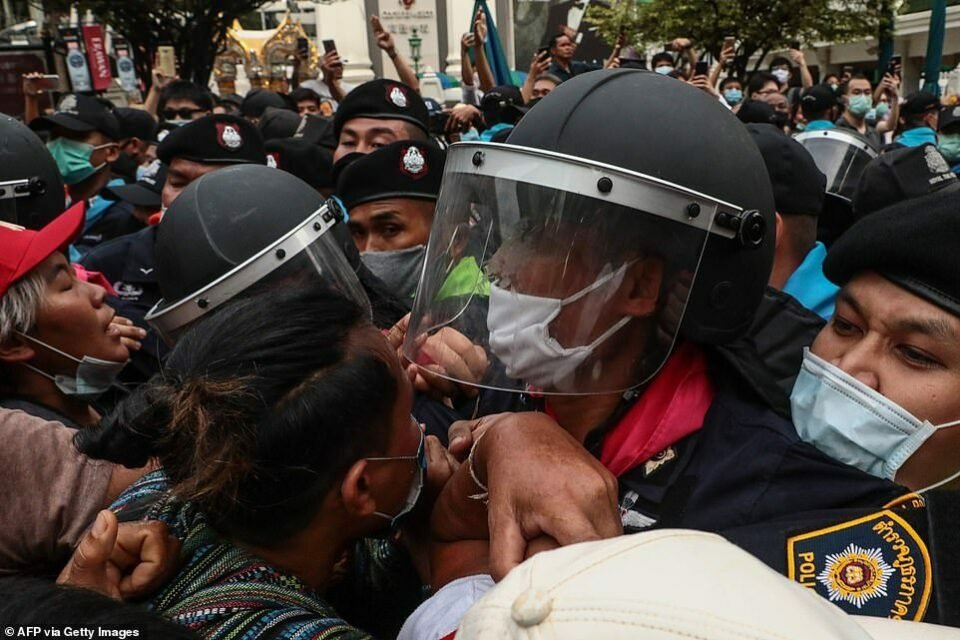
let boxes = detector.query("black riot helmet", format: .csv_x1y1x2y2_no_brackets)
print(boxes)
403,70,775,396
0,115,65,228
145,164,371,343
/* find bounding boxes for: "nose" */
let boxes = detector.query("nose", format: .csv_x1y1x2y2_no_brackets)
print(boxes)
832,339,881,391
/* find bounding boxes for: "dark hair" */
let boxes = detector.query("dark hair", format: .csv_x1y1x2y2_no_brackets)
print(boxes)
548,32,569,50
159,80,215,113
0,577,196,638
823,73,840,84
651,52,674,67
769,56,791,70
720,76,743,91
79,285,398,547
291,87,322,105
747,71,779,96
839,73,871,96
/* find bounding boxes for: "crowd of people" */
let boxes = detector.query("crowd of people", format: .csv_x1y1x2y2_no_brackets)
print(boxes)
3,13,960,640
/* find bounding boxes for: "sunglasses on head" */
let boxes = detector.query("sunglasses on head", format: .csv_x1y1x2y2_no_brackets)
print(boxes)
162,107,205,121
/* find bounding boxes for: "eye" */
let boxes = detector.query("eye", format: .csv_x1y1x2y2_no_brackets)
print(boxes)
896,345,943,370
381,224,402,237
831,315,862,337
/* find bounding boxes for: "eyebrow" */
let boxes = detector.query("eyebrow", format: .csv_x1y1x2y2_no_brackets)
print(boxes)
43,261,70,283
838,289,957,340
370,211,401,224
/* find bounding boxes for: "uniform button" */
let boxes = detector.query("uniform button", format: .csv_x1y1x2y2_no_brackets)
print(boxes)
510,589,553,627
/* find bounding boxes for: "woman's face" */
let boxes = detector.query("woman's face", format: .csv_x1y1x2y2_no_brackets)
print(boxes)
24,252,129,375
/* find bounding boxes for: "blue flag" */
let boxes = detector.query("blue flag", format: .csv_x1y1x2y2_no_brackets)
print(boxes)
471,0,513,86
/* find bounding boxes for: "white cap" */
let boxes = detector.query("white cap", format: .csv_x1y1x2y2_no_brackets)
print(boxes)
456,530,960,639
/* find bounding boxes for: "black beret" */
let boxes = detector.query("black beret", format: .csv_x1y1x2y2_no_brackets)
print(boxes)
337,140,445,209
292,113,336,149
852,143,960,219
240,89,291,118
333,79,428,140
747,123,825,216
258,106,303,142
265,137,335,192
157,114,266,166
823,188,960,317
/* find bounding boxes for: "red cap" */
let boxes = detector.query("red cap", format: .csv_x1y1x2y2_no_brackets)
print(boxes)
0,201,85,297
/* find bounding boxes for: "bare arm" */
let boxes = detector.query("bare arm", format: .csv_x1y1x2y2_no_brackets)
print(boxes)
521,51,551,102
473,10,495,92
789,49,813,88
320,51,347,103
22,73,42,123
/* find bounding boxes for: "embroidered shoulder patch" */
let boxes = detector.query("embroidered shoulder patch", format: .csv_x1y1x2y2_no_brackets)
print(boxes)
787,510,932,620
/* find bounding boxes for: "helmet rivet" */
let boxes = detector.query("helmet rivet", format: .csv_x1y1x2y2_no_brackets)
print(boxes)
686,203,701,218
472,151,484,167
0,188,6,197
276,248,286,259
313,221,322,231
597,177,613,194
197,298,209,309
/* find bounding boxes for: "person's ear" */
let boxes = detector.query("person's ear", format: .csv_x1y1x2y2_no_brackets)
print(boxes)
340,459,378,517
617,256,665,318
0,335,35,364
104,144,121,163
775,212,784,250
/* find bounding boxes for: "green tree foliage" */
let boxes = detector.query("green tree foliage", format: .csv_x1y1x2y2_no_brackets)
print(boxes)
587,0,887,77
37,0,269,87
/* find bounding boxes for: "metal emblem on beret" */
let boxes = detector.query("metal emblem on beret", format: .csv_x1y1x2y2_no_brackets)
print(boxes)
925,145,951,176
388,85,409,109
401,145,427,178
953,106,960,118
216,123,243,150
58,94,78,115
266,152,279,168
787,510,932,620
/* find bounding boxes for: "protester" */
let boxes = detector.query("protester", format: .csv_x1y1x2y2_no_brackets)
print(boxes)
720,76,744,108
477,85,528,141
938,103,960,171
546,31,622,82
332,78,429,162
823,72,841,91
291,86,323,116
338,141,445,300
239,88,290,125
111,107,158,183
748,124,836,319
147,79,213,125
768,50,813,103
835,74,896,148
746,71,781,101
895,91,941,147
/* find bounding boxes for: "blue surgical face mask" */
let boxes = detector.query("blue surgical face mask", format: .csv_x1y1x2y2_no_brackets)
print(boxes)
18,332,128,402
791,348,960,485
939,133,960,164
847,94,872,118
46,138,113,185
875,102,890,119
654,65,674,76
723,89,743,106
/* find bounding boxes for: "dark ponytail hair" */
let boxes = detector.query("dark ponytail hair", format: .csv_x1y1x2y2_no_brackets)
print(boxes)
79,284,399,546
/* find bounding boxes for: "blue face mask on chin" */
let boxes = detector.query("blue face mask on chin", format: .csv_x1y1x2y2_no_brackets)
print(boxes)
791,348,960,490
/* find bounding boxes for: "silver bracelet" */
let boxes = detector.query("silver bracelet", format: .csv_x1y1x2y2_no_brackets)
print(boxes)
467,429,489,504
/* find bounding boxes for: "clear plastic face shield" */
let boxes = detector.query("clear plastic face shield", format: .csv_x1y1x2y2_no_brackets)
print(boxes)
794,130,878,202
146,199,372,344
403,143,744,396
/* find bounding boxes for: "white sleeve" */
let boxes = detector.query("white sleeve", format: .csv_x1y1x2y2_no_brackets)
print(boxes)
397,574,495,640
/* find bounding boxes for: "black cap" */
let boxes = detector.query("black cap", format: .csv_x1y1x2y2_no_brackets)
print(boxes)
800,84,837,114
747,123,825,216
157,114,266,166
102,160,166,209
480,85,528,121
939,104,960,131
851,143,960,219
30,94,121,140
240,89,291,118
824,188,960,317
737,100,779,126
265,137,335,192
901,91,940,118
337,140,445,209
258,107,303,142
333,79,428,140
115,107,157,142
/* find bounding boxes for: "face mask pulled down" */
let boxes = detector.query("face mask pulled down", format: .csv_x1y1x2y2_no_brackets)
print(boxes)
487,263,633,392
791,348,960,490
18,332,128,402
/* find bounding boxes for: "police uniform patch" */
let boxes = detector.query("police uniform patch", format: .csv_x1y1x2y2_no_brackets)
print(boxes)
387,84,409,108
787,510,932,620
216,123,243,150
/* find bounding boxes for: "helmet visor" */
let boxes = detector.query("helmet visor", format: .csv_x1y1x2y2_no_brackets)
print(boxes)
794,130,878,202
146,201,371,344
402,143,731,396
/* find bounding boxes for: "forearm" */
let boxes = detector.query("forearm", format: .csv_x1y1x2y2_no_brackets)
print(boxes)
800,63,813,88
389,50,420,91
708,63,722,88
521,74,535,103
461,50,475,87
327,79,346,102
475,46,495,93
143,86,160,118
23,96,39,123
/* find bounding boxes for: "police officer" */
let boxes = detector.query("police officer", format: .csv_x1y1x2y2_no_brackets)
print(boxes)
80,114,266,382
0,114,65,229
332,78,430,162
337,140,446,300
405,71,905,540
